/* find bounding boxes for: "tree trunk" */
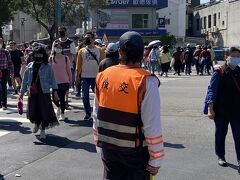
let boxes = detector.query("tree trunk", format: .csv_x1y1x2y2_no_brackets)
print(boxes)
0,25,3,38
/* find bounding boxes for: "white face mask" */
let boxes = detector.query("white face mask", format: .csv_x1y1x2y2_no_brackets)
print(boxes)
227,57,240,70
55,48,62,54
0,44,2,49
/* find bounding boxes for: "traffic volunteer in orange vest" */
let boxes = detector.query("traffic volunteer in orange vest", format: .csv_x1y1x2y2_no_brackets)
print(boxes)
93,31,164,180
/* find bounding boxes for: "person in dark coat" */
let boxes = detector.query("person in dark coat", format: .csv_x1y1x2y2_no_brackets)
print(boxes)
98,43,119,72
205,47,240,174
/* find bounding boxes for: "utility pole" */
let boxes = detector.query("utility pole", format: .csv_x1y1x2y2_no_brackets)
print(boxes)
84,0,89,33
55,0,62,28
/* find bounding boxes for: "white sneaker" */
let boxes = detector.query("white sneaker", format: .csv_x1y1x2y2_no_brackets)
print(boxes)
32,124,39,133
59,113,65,121
39,130,46,139
57,107,61,117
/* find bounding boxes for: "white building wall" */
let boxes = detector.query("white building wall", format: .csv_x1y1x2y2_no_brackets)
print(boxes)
10,12,48,44
157,0,186,39
193,0,240,47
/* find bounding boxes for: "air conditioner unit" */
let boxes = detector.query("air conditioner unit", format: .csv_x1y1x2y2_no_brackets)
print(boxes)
201,29,206,34
212,26,219,32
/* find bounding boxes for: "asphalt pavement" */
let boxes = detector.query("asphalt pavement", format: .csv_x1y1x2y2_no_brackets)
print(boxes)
0,71,239,180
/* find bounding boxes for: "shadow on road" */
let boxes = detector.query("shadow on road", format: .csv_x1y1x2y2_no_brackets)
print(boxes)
64,118,93,127
33,134,96,153
164,142,185,149
0,121,31,134
0,174,5,180
227,163,238,170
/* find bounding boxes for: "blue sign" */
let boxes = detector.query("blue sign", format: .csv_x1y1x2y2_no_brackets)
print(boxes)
108,0,168,9
97,29,167,37
158,18,165,28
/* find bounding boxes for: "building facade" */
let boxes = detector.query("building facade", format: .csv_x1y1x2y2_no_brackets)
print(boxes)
156,0,187,43
91,0,168,41
193,0,240,47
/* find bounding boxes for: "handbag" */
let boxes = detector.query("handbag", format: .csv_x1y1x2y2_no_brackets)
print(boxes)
17,98,23,115
30,73,40,95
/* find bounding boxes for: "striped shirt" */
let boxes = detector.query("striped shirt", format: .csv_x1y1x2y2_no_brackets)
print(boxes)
0,49,14,75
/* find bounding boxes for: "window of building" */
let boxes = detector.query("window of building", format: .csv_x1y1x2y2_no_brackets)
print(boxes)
222,21,225,26
208,15,211,28
204,16,206,29
196,19,200,31
213,13,217,26
132,14,148,28
218,12,220,19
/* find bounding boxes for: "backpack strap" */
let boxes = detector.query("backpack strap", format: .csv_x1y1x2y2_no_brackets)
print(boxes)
86,48,99,65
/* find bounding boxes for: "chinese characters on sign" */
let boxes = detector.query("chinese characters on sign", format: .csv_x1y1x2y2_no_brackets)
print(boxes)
109,0,167,8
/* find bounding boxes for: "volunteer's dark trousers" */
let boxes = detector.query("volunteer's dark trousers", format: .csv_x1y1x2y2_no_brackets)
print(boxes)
214,116,240,162
101,148,150,180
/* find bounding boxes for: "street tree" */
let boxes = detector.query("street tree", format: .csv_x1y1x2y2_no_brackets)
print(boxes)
12,0,106,44
0,0,15,38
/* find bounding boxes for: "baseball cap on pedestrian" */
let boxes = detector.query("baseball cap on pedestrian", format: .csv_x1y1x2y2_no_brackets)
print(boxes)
119,31,144,62
106,43,118,53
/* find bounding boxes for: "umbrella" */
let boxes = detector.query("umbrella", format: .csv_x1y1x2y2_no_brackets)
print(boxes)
148,40,161,47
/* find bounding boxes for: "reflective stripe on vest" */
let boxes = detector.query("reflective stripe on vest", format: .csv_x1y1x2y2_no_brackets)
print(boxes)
96,65,157,151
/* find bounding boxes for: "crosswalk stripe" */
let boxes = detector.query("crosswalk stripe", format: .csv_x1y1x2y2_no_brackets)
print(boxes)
0,117,30,123
0,131,10,137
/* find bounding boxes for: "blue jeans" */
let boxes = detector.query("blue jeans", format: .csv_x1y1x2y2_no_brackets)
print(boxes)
82,78,95,115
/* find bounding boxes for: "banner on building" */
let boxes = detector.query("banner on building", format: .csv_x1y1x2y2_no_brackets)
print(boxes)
108,0,168,8
98,9,129,29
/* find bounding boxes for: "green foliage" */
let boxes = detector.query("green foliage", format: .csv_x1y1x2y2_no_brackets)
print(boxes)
159,35,177,46
0,0,16,37
10,0,106,42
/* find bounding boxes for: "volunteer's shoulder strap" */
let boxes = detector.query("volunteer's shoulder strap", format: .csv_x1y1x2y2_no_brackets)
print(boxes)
86,48,99,65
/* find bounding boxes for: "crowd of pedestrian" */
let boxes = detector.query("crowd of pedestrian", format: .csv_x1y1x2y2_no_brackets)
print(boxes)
142,43,217,77
0,26,239,178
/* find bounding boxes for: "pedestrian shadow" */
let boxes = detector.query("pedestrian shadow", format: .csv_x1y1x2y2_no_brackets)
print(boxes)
227,162,238,170
164,142,185,149
64,118,93,127
0,121,31,134
0,174,5,180
33,134,96,153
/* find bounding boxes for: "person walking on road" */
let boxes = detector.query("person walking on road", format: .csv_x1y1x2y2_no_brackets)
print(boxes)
20,46,59,139
0,38,14,110
205,47,240,173
49,42,72,121
98,42,119,72
184,44,194,75
160,45,171,77
193,45,202,75
172,47,183,76
75,31,105,120
9,41,24,94
148,45,160,75
52,26,76,109
93,31,164,180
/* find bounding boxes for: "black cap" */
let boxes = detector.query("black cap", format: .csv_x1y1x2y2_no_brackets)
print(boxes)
119,31,144,61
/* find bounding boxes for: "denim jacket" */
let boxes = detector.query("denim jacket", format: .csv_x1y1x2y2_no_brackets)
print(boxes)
20,62,58,94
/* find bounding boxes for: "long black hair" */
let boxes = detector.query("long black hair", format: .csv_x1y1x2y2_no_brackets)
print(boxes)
32,46,48,64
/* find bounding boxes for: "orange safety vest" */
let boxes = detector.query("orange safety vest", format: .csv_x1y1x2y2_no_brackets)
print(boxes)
96,65,160,152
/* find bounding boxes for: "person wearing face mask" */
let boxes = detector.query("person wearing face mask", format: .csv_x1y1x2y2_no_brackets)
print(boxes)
204,47,240,174
19,46,59,139
49,43,72,121
75,31,105,120
0,38,14,110
51,26,76,109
